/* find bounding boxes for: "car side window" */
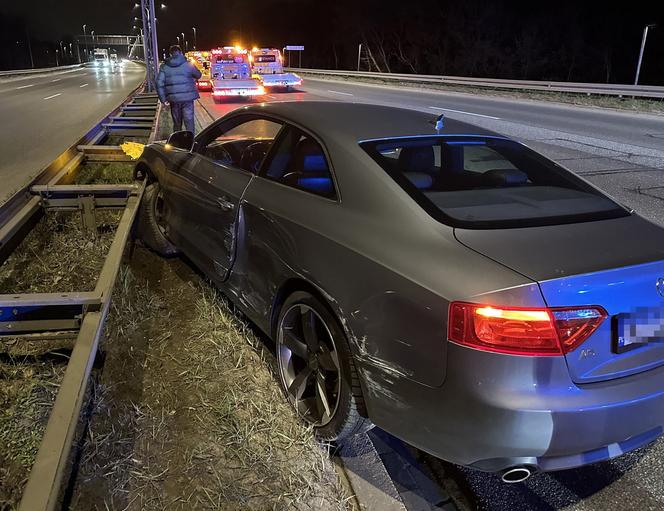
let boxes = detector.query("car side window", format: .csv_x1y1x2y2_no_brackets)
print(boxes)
199,118,283,174
263,127,337,199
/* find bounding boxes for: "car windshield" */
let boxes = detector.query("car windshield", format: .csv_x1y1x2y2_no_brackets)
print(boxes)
361,136,628,228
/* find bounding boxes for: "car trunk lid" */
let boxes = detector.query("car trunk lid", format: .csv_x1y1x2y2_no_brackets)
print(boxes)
455,214,664,383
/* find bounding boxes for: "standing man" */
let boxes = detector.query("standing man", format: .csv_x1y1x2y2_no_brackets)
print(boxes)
157,45,202,134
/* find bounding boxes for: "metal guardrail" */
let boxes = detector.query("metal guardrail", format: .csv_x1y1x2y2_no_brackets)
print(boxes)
0,84,158,511
289,68,664,99
0,64,83,79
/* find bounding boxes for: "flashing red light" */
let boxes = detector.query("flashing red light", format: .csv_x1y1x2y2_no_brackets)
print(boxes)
448,302,607,356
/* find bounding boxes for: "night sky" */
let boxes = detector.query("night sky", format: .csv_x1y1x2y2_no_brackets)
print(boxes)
1,0,663,84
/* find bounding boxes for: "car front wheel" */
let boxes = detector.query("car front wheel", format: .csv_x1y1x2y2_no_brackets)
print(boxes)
138,182,180,257
276,291,372,441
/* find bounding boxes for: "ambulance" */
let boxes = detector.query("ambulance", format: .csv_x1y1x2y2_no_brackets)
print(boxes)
250,48,302,90
210,47,264,101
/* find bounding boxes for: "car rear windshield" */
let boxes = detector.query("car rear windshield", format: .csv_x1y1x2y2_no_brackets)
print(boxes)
360,136,628,229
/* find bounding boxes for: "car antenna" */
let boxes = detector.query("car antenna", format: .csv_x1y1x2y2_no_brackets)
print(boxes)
435,113,445,134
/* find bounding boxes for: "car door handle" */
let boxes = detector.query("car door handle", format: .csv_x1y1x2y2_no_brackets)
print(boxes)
216,196,235,212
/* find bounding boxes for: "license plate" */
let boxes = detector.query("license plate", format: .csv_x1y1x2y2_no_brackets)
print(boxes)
613,309,664,354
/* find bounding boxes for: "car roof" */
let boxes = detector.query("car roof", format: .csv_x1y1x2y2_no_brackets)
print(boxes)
234,101,501,143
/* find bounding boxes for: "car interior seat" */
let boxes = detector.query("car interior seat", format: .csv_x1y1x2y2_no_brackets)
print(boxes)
291,138,334,195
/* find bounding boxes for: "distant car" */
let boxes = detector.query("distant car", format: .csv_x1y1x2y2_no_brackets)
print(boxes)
135,101,664,482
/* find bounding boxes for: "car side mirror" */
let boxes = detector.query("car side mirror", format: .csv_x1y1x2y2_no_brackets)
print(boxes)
166,131,194,151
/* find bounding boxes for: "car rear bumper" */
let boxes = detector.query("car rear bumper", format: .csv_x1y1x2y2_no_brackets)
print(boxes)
361,343,664,472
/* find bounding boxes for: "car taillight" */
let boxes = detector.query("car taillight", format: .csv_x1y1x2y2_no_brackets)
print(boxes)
448,302,607,356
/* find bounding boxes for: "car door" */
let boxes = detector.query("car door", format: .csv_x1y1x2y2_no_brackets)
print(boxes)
175,116,284,280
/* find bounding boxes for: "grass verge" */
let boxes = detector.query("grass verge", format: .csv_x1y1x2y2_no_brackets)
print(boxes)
70,247,354,510
72,162,135,185
0,211,121,294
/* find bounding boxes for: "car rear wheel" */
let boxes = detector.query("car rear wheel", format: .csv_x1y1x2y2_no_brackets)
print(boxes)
276,291,372,441
138,182,180,257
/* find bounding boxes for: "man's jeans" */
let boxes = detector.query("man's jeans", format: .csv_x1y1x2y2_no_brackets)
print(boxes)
170,101,195,134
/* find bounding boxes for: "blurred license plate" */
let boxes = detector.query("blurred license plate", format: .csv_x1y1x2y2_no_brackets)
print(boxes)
613,309,664,354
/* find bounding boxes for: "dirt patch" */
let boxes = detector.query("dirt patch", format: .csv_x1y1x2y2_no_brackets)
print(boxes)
69,247,353,510
0,211,121,295
72,162,135,185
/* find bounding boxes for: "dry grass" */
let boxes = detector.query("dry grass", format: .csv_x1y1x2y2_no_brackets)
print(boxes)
0,211,121,294
0,356,67,509
72,162,135,185
70,248,353,510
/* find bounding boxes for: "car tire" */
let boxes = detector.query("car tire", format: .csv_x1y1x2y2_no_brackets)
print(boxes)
138,182,180,257
276,291,372,441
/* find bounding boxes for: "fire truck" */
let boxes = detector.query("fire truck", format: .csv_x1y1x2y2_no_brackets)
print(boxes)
210,47,264,101
186,51,213,92
250,48,302,90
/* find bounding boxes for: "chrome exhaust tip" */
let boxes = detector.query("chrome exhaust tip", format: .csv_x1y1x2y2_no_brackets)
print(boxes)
501,466,533,484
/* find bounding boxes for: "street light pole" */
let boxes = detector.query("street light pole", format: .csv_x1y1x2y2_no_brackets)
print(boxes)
192,27,197,50
634,24,656,86
83,24,89,61
357,43,362,71
25,27,34,68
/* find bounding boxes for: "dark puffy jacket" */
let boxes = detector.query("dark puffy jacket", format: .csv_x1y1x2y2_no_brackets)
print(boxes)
156,53,202,103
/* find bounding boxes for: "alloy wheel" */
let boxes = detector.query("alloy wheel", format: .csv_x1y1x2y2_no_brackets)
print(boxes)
277,303,341,426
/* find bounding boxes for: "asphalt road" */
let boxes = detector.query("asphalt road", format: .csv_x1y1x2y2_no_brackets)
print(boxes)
0,62,145,203
199,78,664,511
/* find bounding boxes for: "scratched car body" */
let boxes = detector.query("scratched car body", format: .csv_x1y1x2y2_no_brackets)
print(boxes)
135,101,664,478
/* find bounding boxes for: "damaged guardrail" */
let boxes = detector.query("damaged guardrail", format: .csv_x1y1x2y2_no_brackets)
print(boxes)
288,67,664,99
0,86,159,511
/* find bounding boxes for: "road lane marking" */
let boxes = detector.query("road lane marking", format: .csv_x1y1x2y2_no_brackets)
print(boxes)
43,93,62,100
429,106,500,120
327,90,354,96
267,94,277,99
80,83,89,88
16,84,34,89
51,78,61,82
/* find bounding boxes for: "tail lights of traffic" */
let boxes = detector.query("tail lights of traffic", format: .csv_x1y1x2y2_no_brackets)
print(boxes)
448,302,607,356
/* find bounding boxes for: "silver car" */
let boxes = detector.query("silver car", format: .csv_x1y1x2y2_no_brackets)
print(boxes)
135,101,664,481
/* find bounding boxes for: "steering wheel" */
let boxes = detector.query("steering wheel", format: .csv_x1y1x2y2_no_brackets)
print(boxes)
239,141,272,173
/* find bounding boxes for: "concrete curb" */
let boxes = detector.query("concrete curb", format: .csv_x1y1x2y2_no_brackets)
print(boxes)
337,430,458,511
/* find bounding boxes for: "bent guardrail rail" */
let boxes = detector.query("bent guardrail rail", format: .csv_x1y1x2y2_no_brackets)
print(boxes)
288,68,664,99
0,84,158,511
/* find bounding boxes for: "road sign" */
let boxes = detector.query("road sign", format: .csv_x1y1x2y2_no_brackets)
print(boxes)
285,45,304,51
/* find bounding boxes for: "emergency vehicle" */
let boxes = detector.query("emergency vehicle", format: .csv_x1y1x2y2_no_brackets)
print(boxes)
250,48,302,90
210,47,264,101
186,51,213,92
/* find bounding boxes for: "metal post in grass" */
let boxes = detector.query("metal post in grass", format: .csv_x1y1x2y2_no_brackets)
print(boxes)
634,24,656,86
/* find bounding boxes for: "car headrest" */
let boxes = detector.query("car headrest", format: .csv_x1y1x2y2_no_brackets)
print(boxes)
404,172,433,190
398,146,435,174
293,138,328,174
482,169,528,187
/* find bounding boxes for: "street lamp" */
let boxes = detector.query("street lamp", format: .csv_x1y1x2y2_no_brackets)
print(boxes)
176,35,181,46
192,27,197,50
91,30,95,49
634,24,656,85
83,24,89,60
